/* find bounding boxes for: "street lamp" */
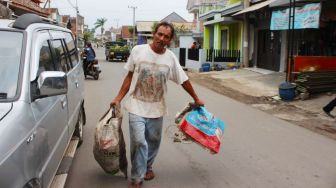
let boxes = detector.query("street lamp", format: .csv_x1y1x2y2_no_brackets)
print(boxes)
128,6,137,48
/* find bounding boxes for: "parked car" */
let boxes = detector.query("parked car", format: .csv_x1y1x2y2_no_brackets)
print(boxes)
0,14,86,188
105,41,130,62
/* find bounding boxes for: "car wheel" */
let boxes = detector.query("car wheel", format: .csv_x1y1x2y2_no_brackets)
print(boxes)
74,107,84,147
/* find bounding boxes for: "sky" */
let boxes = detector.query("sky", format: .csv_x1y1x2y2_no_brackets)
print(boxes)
48,0,193,30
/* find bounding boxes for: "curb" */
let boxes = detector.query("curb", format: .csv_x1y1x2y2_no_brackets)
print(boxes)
50,138,79,188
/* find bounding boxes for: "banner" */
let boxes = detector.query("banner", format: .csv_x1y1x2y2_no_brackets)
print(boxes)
270,3,321,30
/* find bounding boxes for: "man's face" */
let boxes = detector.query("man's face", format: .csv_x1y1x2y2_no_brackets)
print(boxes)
152,26,172,51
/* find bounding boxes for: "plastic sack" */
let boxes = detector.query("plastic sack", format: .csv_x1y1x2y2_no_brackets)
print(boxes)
175,103,225,153
93,105,127,177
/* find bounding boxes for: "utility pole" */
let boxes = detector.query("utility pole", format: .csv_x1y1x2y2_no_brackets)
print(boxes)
114,18,119,29
242,0,249,68
75,0,79,47
286,0,296,82
6,0,10,8
128,6,137,47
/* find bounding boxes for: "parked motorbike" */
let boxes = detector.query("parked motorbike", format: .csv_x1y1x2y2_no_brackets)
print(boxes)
82,54,101,80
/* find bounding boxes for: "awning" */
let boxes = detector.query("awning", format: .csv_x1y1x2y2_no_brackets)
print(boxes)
233,0,276,16
203,17,239,25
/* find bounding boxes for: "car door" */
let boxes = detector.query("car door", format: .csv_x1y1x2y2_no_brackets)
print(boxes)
50,31,83,136
63,32,84,135
30,30,69,187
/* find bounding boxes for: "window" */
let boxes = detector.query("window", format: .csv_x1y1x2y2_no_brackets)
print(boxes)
65,32,79,67
0,31,23,99
38,41,55,76
51,39,71,72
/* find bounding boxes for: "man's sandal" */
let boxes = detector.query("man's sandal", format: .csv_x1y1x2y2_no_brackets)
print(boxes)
144,170,155,181
128,182,142,188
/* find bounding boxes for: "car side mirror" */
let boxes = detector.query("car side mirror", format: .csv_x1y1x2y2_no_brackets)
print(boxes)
36,71,67,99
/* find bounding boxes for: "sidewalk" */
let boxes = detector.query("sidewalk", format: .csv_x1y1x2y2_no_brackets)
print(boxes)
206,67,334,113
188,67,336,140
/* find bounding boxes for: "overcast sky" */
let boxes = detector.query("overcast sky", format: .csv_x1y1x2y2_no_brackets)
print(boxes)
48,0,193,29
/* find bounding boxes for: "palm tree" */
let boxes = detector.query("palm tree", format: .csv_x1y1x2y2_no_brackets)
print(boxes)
83,31,93,44
94,18,107,41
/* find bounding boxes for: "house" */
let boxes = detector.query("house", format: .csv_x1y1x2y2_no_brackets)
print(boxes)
60,14,85,47
136,21,154,45
187,0,222,46
161,12,188,23
136,12,193,47
189,0,336,83
121,25,133,44
104,30,112,41
45,8,61,23
109,27,122,41
198,0,243,51
4,0,49,17
231,0,336,76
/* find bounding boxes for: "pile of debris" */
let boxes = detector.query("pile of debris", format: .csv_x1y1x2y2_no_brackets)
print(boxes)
295,71,336,94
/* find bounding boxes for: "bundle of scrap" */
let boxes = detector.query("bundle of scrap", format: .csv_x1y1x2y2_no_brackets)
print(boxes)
294,71,336,94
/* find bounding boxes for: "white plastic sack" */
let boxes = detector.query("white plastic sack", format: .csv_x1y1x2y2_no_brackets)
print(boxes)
93,106,127,177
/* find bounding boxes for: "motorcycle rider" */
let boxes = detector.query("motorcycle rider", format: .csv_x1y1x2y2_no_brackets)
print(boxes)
83,42,96,77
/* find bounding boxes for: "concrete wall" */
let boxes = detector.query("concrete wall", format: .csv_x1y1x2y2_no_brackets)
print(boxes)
179,35,194,48
279,31,288,72
171,48,241,72
170,48,180,60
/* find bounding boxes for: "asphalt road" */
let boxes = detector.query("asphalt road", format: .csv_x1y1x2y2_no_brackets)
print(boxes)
65,47,336,188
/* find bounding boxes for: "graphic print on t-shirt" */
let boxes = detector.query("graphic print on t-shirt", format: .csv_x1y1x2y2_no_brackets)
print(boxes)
132,62,169,103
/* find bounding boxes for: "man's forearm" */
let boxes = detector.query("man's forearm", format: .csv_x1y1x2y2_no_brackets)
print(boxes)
181,80,199,101
114,72,133,102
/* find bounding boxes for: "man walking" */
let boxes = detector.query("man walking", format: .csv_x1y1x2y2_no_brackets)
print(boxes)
111,22,204,188
323,97,336,118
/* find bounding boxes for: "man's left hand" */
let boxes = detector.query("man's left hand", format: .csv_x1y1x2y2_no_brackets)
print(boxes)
194,99,205,107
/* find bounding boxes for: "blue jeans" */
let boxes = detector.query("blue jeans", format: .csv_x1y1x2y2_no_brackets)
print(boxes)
129,113,163,183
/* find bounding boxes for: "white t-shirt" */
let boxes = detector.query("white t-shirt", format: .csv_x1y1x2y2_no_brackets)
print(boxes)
124,44,188,118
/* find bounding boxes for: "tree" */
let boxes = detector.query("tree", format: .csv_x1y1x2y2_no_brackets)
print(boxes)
128,26,135,36
83,31,93,44
94,18,108,40
173,23,190,33
151,22,159,33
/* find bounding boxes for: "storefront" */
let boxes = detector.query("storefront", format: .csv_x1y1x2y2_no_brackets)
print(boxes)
270,0,336,76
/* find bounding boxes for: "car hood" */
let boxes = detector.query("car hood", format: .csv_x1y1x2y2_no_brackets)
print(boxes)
0,103,12,120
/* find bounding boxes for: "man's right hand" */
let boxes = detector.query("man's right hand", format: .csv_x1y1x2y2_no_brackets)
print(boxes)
110,99,120,107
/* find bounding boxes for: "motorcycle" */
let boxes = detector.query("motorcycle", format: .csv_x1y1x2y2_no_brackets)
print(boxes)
82,53,101,80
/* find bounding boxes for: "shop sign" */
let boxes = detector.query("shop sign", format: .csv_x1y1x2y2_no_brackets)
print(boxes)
270,3,321,30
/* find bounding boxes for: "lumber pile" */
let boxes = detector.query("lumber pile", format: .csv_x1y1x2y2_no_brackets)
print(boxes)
295,71,336,94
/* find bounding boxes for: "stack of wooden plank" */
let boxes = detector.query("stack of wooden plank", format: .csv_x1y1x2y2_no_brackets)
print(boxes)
294,71,336,94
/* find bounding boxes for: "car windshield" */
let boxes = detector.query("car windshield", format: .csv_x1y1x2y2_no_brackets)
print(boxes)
0,31,23,100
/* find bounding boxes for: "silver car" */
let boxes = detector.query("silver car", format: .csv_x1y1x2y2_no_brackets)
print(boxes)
0,14,86,187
